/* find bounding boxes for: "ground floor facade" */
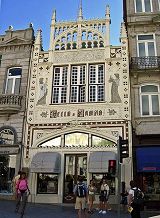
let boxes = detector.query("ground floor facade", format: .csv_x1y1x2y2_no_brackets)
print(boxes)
24,120,132,204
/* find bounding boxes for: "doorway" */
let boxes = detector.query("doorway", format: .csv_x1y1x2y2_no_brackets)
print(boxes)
63,154,87,203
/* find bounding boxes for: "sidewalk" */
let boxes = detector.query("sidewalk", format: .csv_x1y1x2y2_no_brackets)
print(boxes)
0,200,160,218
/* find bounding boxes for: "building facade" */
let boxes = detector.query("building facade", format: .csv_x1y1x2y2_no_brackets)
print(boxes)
124,0,160,209
0,26,34,196
25,4,132,204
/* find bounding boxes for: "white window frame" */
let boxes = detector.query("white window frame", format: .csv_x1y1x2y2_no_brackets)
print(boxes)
89,64,105,102
134,0,153,12
5,67,22,94
52,66,68,104
70,65,86,103
137,34,157,57
140,84,160,116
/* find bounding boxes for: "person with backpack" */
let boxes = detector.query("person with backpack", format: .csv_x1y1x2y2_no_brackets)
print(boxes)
99,178,111,214
73,176,88,218
15,172,30,218
128,180,144,218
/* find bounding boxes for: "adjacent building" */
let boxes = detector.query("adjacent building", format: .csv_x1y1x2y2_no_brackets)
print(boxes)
124,0,160,209
0,25,34,196
25,4,131,204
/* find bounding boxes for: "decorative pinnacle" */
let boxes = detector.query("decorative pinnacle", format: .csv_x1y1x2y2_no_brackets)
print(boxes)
105,5,110,17
78,0,83,21
35,29,42,46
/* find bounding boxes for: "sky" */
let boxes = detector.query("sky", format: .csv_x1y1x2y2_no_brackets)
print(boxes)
0,0,122,50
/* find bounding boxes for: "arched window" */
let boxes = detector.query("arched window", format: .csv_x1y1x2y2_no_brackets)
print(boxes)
38,136,61,148
140,85,160,116
0,126,17,145
5,68,22,94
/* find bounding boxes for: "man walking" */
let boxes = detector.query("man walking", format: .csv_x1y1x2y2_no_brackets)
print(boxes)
74,176,88,218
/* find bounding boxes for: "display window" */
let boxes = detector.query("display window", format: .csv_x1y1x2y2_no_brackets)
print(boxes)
142,173,160,201
37,174,58,194
92,173,115,195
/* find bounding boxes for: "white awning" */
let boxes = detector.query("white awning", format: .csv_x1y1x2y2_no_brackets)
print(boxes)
31,152,61,173
88,151,117,173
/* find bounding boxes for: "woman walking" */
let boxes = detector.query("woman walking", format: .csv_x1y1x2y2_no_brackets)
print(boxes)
88,179,96,214
99,178,111,214
15,172,30,218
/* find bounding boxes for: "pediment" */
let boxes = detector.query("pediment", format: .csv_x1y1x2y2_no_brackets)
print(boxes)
152,15,160,23
4,37,28,45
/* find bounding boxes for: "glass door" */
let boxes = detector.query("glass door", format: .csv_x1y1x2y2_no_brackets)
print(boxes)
63,154,87,203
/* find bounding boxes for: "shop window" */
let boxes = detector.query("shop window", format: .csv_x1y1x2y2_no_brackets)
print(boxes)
5,68,22,95
37,173,58,194
38,136,61,148
142,173,160,201
92,174,115,195
92,136,115,148
65,133,88,147
140,85,160,116
135,0,152,12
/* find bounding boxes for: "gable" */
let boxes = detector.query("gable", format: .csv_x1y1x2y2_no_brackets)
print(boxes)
4,37,29,45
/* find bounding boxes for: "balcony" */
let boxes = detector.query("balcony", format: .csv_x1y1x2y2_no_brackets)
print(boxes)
131,56,160,70
0,95,23,115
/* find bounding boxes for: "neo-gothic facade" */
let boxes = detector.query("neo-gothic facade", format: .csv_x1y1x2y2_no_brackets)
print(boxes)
25,5,131,204
124,0,160,209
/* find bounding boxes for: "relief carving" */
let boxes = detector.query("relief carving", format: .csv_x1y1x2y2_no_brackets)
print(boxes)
37,78,48,105
109,74,121,103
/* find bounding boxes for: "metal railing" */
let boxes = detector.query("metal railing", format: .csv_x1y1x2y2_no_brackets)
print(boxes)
131,56,160,69
0,95,23,107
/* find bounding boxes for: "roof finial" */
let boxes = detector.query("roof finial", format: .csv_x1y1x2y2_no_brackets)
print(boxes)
105,5,110,18
78,0,83,21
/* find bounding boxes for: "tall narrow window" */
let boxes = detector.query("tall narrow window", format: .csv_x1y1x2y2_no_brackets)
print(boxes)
70,65,86,103
89,64,104,102
5,68,22,94
137,34,156,57
52,66,68,103
135,0,152,12
0,55,2,67
140,85,160,116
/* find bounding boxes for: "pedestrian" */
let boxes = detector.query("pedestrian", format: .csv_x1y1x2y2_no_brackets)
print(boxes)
74,176,88,218
15,172,30,218
12,170,21,198
128,180,144,218
88,179,96,214
120,181,128,212
99,178,111,214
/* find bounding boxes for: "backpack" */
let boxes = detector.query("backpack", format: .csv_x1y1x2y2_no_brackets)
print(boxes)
76,183,86,198
132,188,144,205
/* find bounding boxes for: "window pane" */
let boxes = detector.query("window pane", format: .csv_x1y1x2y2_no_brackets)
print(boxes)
71,86,78,102
89,66,96,84
80,86,85,102
141,85,158,93
138,35,153,40
9,68,22,76
98,65,104,84
61,87,67,103
142,95,149,115
144,0,151,12
39,137,61,148
89,85,96,102
138,43,146,57
71,67,78,85
52,87,59,103
37,174,58,194
6,79,13,94
62,67,67,85
92,136,115,147
148,42,155,56
98,85,104,101
80,66,85,85
14,78,21,94
136,0,142,12
152,95,159,115
54,68,60,85
65,133,88,147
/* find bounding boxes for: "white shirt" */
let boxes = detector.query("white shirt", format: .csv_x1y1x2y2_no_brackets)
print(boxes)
129,187,141,197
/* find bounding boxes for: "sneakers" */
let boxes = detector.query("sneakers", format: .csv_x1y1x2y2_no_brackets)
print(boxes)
102,210,107,214
99,210,103,214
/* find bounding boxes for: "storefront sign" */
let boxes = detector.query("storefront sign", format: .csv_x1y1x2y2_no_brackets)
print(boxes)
0,145,19,155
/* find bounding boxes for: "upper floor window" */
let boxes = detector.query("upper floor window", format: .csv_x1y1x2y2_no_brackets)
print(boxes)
89,64,105,102
70,65,86,103
52,66,68,104
0,55,2,67
140,85,160,116
135,0,152,12
5,68,22,94
137,34,156,57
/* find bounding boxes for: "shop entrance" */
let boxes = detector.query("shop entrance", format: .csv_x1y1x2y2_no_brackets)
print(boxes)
63,154,87,203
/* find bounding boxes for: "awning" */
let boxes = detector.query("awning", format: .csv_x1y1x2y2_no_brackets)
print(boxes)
31,152,61,173
136,147,160,172
88,151,117,173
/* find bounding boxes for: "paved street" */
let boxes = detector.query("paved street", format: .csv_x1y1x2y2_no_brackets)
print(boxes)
0,200,160,218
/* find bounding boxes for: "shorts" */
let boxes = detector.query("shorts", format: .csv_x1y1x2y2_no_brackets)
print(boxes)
88,194,95,202
99,195,109,202
75,197,86,210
